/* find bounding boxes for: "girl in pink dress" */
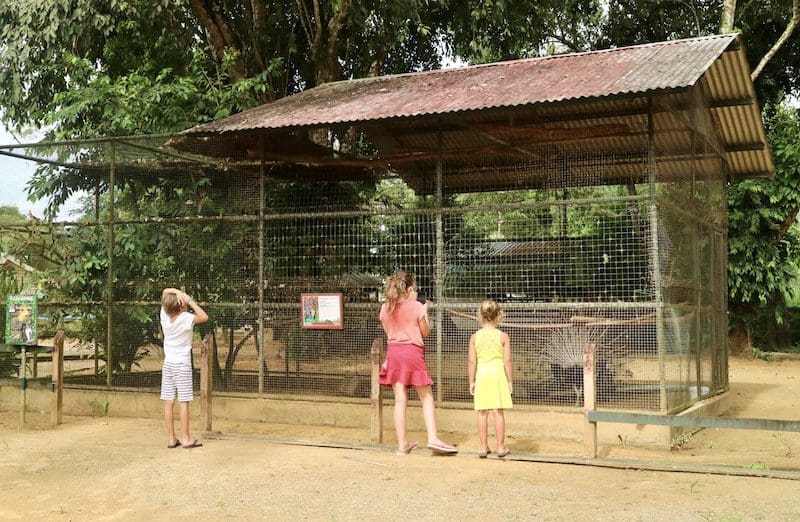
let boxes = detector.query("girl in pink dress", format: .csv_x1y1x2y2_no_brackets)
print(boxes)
379,270,458,455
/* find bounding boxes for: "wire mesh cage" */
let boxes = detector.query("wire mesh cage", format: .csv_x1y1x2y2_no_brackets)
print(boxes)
0,88,729,415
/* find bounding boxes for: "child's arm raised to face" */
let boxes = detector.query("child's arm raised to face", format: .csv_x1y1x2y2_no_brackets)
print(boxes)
468,333,477,396
502,331,513,395
184,295,209,324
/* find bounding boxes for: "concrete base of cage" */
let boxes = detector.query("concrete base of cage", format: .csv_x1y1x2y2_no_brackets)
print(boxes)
0,382,731,448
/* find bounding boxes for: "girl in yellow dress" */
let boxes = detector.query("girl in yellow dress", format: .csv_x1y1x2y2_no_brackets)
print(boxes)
468,300,513,458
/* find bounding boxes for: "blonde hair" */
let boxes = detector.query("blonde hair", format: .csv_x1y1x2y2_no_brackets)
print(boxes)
161,292,181,316
478,300,503,326
384,270,415,313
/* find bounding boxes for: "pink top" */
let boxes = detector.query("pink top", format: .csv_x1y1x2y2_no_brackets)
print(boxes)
379,299,426,347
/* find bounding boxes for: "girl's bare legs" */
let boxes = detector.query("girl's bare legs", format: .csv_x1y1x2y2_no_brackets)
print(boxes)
392,382,410,451
494,409,507,453
416,384,451,447
477,410,490,453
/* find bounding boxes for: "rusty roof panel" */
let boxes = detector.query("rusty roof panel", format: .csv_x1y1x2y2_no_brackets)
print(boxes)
189,35,738,134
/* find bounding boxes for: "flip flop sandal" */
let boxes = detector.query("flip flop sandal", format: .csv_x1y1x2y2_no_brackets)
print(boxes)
395,441,419,455
426,442,458,454
183,440,203,449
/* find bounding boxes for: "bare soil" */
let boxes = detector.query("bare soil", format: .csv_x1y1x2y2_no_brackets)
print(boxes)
1,356,799,521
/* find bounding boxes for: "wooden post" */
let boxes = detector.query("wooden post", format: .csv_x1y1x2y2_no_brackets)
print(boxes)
583,342,597,458
199,333,213,432
51,331,65,427
19,346,27,429
370,338,384,443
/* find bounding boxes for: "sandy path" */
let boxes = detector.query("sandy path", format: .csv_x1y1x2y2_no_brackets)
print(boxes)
1,356,799,520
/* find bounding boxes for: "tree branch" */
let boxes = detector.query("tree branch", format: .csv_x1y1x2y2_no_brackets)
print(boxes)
295,0,314,50
775,205,800,244
189,0,248,82
751,0,800,81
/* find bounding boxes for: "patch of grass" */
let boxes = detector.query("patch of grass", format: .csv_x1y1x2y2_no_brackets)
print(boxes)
744,461,767,470
87,398,109,416
670,431,694,450
772,433,793,457
750,347,774,361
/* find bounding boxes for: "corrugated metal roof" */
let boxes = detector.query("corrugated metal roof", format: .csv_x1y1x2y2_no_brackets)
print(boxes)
189,34,737,133
181,33,772,180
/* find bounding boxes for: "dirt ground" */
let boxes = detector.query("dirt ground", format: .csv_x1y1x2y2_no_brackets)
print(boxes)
1,356,799,521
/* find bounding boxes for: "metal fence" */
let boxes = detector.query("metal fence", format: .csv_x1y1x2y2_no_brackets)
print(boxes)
0,91,728,414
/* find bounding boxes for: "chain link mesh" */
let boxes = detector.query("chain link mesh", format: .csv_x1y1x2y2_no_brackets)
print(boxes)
0,91,729,414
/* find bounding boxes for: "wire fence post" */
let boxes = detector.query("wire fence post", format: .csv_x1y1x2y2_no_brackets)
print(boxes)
106,141,116,389
258,137,266,394
583,342,597,458
370,337,384,443
434,123,444,402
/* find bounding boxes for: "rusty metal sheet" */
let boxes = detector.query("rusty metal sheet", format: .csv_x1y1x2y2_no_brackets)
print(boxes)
189,35,737,134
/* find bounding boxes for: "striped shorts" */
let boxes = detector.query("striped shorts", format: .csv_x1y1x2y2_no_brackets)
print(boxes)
160,361,194,402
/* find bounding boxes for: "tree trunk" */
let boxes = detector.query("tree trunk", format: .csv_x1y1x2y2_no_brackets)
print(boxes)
720,0,737,33
189,0,248,82
728,324,752,356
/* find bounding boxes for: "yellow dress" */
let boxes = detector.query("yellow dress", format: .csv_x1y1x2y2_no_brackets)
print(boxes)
473,328,513,411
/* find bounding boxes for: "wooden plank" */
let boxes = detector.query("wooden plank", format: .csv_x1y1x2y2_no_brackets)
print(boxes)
51,331,65,427
370,338,383,444
199,333,213,432
587,411,800,432
583,343,597,458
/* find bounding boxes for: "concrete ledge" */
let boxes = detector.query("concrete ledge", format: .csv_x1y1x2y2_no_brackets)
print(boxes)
0,381,725,447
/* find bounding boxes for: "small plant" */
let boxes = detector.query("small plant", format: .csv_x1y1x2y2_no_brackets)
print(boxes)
617,434,628,447
750,347,773,361
670,431,694,450
772,433,793,457
88,398,109,416
745,461,767,470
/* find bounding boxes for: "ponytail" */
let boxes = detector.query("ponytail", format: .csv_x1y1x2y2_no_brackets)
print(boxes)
385,270,415,313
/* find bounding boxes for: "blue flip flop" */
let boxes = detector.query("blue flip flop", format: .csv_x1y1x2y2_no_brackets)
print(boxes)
167,441,181,449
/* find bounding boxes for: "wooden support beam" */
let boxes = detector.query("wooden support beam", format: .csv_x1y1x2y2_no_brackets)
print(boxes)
583,343,597,458
587,411,800,432
199,333,213,432
370,338,384,444
51,331,64,427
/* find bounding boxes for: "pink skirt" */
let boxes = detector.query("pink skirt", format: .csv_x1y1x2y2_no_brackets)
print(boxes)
379,342,433,387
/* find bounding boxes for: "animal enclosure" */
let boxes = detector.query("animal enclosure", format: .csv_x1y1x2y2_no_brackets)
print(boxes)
0,35,771,416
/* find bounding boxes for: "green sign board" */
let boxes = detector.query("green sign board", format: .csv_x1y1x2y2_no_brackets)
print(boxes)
5,294,37,345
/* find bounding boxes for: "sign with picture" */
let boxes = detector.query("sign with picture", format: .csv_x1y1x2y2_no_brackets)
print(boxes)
5,294,37,345
301,293,343,329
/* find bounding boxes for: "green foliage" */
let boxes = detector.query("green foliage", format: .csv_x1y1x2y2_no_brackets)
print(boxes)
728,102,800,333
